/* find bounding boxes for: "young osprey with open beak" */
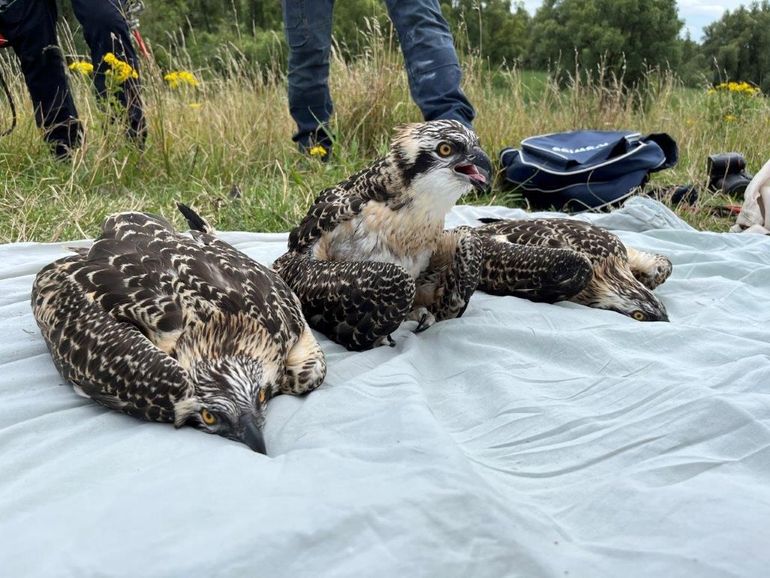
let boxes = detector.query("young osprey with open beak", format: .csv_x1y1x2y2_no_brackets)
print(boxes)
274,120,491,351
31,205,326,453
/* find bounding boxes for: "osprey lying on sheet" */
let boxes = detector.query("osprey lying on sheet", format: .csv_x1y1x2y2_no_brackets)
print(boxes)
274,120,491,351
475,218,672,321
31,205,326,453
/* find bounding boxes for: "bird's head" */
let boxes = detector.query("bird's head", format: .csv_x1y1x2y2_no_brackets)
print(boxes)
174,356,273,453
590,264,669,322
389,120,491,209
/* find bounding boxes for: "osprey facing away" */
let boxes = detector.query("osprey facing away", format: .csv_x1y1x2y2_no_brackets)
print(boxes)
31,205,326,453
273,120,491,351
475,218,672,321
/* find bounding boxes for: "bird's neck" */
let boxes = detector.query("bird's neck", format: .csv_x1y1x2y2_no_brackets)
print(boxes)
174,313,277,371
316,157,458,272
343,156,402,204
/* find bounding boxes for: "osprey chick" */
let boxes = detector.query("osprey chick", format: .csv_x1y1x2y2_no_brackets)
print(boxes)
475,218,672,321
274,120,491,350
32,205,326,453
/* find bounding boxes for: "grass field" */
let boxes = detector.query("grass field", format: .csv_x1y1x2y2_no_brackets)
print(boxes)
0,34,767,243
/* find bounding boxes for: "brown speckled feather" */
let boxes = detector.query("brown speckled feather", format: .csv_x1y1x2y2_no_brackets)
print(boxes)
414,226,483,321
276,120,491,350
32,210,325,427
273,252,415,351
479,217,626,263
288,159,397,254
475,218,672,321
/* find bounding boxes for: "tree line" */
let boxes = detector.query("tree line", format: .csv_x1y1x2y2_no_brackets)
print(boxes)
60,0,770,92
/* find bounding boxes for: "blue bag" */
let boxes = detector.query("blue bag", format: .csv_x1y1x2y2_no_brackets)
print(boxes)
499,130,678,212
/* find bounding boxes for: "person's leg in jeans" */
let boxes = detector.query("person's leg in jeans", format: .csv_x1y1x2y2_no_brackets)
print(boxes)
0,0,82,158
282,0,334,157
71,0,147,145
384,0,475,128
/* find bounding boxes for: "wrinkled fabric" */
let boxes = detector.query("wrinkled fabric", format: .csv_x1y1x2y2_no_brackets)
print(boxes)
1,199,768,578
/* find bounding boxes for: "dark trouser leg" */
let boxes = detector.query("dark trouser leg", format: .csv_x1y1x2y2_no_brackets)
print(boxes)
281,0,334,150
273,253,415,351
71,0,146,145
0,0,81,157
384,0,475,127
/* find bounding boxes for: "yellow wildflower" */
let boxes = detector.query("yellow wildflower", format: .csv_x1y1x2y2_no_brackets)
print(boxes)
711,81,760,96
724,114,737,122
164,70,199,89
103,52,138,83
68,61,93,75
308,145,328,158
188,103,202,110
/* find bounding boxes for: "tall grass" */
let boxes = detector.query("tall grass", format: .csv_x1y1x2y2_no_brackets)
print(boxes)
0,22,767,243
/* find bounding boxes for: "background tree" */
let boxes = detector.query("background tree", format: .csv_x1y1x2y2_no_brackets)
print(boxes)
441,0,531,66
676,34,707,87
56,0,713,88
526,0,683,87
701,1,770,92
141,0,391,71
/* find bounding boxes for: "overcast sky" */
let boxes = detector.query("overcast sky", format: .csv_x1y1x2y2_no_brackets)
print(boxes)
520,0,748,41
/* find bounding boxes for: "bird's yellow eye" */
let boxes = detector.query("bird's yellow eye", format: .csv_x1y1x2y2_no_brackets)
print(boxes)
200,408,217,425
437,142,454,157
258,389,267,404
632,311,646,321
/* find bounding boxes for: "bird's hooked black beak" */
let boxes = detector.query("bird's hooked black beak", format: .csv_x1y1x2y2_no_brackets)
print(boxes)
649,306,669,322
238,415,267,454
454,146,492,193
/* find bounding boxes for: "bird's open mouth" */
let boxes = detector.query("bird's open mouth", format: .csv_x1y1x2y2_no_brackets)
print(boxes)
454,163,487,185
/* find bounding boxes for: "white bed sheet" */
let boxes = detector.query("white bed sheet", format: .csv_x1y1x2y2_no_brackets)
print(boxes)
1,198,768,577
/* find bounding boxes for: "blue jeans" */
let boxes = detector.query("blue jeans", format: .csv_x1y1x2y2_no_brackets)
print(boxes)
282,0,475,148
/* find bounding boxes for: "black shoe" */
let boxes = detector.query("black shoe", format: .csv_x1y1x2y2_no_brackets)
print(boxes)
47,117,83,160
708,153,753,197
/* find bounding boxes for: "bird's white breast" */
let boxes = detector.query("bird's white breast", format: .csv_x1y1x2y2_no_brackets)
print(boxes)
313,203,443,279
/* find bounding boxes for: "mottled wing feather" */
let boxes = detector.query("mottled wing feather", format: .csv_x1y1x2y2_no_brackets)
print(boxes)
416,227,482,321
32,211,312,422
184,228,307,344
288,159,393,253
97,212,305,353
32,260,193,422
477,218,626,265
477,235,594,303
273,252,415,351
